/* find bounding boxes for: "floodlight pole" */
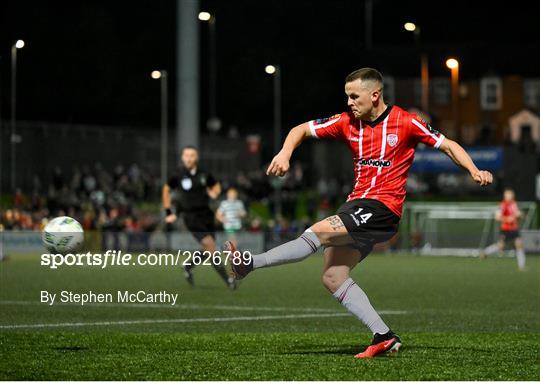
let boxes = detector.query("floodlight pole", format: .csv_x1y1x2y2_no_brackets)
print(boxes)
450,65,460,141
420,53,429,113
160,71,169,186
273,66,282,157
0,55,3,195
177,0,200,159
410,26,429,113
209,15,217,123
272,66,282,217
10,44,17,191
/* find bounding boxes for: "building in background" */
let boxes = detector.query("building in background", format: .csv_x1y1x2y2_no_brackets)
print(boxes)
392,75,540,147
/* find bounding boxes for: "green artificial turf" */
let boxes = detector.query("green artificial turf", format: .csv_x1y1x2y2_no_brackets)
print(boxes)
1,252,539,380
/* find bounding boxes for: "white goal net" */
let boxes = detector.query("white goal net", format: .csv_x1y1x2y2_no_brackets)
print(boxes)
400,202,538,256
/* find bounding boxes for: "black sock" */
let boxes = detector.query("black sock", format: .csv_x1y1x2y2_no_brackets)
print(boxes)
213,263,230,283
372,330,395,343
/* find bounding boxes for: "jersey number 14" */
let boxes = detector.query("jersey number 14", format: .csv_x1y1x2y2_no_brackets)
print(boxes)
354,208,373,224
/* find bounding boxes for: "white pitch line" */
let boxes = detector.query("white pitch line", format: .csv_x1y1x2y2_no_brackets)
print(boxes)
0,313,351,329
0,310,408,330
0,300,337,313
0,300,407,315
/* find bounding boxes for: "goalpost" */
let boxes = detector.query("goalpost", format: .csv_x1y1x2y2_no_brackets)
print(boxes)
400,202,538,256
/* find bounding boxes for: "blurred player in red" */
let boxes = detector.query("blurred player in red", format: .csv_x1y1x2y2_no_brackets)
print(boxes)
481,189,526,270
225,68,493,358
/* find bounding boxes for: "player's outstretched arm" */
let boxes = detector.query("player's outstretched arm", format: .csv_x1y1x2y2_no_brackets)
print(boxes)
162,184,177,223
438,138,493,186
267,122,311,177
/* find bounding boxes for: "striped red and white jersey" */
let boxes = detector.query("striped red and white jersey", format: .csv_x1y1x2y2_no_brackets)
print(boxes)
499,200,520,231
308,105,445,217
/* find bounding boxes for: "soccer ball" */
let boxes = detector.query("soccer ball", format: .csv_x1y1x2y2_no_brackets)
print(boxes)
42,216,84,253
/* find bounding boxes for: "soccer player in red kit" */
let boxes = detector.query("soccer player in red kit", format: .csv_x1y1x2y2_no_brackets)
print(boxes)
225,68,493,358
481,189,526,270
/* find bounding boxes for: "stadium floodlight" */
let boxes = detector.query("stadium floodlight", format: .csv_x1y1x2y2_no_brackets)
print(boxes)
404,22,416,32
446,58,459,69
198,11,211,21
151,70,162,79
265,65,276,75
15,40,25,49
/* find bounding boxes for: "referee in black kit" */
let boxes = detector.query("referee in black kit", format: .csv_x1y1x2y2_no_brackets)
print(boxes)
162,146,236,290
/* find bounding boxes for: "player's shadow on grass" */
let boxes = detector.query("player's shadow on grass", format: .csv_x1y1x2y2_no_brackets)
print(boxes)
278,344,365,356
183,285,227,291
53,346,88,352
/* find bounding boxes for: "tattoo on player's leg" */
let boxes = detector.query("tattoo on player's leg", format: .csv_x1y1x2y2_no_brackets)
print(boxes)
326,216,345,231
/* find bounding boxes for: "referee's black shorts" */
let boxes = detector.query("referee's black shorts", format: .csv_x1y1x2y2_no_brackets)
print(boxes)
336,198,400,258
183,208,216,242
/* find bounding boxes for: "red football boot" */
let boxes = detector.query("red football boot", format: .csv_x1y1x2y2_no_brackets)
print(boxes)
223,240,253,280
355,331,402,358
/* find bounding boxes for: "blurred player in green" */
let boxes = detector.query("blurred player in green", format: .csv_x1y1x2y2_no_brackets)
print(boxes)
216,187,246,246
481,189,526,271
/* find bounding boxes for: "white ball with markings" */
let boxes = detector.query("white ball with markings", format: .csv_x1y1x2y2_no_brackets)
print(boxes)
42,216,84,253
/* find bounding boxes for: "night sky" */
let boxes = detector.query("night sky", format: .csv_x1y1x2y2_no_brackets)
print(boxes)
1,0,539,134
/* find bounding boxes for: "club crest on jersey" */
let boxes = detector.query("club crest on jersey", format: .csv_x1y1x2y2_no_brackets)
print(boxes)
387,134,398,147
